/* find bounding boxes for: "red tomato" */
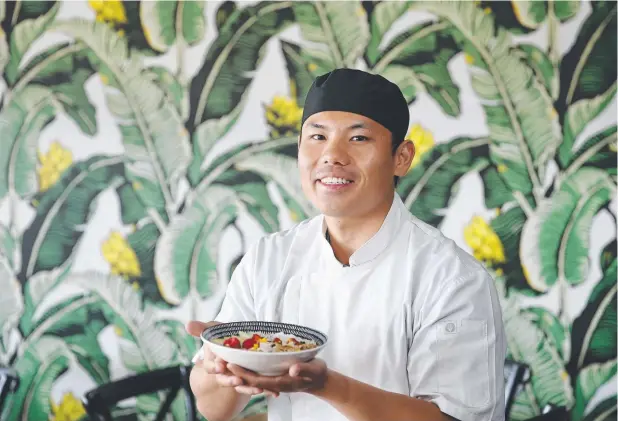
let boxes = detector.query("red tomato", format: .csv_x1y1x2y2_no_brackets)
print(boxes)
242,338,256,349
223,337,241,348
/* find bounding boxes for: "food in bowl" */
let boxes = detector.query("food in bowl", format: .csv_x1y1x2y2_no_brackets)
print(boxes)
212,331,318,353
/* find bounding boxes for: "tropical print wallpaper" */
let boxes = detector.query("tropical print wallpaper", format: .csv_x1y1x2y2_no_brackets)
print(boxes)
0,1,616,420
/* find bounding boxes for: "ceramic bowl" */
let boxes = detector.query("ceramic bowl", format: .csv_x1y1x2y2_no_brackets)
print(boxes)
201,321,328,376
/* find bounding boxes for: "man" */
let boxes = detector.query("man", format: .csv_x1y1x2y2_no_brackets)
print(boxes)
187,68,506,421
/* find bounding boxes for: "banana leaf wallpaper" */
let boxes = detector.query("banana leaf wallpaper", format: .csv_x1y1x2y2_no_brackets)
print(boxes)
0,0,616,420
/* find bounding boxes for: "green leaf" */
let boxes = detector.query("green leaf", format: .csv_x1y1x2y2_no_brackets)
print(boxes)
569,259,617,370
4,1,59,85
366,0,411,65
115,181,149,226
0,256,23,348
188,1,295,129
559,84,617,167
19,263,71,335
19,155,126,280
516,44,558,100
216,169,280,233
553,1,580,22
29,295,111,384
600,239,616,273
520,168,616,292
281,40,316,105
573,360,617,420
558,2,617,112
490,206,533,295
154,185,241,305
68,273,187,370
126,222,162,305
582,395,617,421
521,306,570,361
11,43,97,135
156,319,200,361
424,1,561,197
139,0,206,52
0,27,8,76
509,1,548,29
148,66,188,121
504,301,574,420
561,126,617,179
0,223,19,271
479,165,512,209
234,151,316,219
397,137,489,227
293,1,370,68
0,85,58,201
8,336,75,421
372,20,461,116
54,19,192,218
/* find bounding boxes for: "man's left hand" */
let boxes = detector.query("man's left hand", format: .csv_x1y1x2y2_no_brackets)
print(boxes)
226,358,328,397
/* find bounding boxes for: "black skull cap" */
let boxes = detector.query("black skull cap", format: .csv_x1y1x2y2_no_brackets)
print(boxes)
301,68,410,142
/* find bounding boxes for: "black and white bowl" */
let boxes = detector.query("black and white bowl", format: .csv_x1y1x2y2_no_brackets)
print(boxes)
201,321,328,376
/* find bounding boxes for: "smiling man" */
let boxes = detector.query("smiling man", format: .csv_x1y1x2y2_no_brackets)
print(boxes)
187,68,506,421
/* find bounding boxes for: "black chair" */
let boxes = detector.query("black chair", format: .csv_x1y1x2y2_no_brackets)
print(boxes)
82,365,197,421
504,359,531,419
0,368,20,421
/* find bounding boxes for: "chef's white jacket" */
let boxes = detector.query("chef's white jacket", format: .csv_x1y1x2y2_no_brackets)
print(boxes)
211,192,506,421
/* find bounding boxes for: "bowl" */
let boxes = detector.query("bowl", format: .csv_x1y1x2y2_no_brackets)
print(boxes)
201,321,328,376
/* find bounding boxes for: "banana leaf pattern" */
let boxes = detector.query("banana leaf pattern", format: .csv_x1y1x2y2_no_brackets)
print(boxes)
0,1,615,420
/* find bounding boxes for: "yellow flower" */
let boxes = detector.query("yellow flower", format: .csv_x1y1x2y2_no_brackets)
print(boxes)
464,216,506,265
51,392,86,421
264,96,303,137
89,0,127,25
406,124,435,170
38,142,73,192
101,231,141,278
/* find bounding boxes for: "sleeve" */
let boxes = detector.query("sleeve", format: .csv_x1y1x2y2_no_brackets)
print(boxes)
407,267,507,421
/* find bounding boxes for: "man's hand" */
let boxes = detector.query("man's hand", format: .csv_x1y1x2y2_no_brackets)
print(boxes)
226,358,328,397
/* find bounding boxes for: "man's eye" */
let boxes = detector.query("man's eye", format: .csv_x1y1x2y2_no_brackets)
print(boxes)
351,136,368,142
310,134,326,140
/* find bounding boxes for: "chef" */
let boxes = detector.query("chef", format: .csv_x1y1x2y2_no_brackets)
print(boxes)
187,68,506,421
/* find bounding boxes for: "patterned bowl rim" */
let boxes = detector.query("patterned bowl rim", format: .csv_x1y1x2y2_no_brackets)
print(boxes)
201,321,328,355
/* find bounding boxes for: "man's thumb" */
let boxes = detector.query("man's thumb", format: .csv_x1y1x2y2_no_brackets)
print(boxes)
185,320,220,337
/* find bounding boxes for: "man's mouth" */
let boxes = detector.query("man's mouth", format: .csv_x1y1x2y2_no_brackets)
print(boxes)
319,177,353,185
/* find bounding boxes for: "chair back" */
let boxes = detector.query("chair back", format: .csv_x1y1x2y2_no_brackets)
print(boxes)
0,368,20,421
82,365,196,421
504,359,530,418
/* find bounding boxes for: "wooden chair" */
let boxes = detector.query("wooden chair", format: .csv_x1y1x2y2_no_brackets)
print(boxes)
0,368,20,421
82,365,196,421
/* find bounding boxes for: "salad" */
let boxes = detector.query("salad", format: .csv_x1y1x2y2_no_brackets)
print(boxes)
213,331,317,352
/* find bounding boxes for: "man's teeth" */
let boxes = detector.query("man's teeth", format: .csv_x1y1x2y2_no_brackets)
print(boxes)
321,177,352,185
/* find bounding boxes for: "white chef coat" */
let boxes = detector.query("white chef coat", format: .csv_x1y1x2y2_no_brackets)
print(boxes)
211,192,506,421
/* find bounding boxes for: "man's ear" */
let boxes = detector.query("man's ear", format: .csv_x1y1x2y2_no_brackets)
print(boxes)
394,140,415,177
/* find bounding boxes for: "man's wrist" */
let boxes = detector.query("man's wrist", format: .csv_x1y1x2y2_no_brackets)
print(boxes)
307,369,349,403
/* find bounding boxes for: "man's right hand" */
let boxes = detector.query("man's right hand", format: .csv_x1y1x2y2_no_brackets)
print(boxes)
186,321,267,397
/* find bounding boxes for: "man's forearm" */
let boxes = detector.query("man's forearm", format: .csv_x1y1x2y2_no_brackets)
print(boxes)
309,370,454,421
191,368,251,421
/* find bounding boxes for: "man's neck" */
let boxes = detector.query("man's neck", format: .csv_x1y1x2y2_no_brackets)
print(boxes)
324,196,393,266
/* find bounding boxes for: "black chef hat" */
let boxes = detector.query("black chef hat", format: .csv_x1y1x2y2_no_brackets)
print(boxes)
301,68,410,143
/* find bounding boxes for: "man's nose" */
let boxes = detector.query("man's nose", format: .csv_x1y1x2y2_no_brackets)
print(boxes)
321,138,349,165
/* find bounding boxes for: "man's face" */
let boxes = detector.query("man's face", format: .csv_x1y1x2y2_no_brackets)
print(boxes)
298,111,414,218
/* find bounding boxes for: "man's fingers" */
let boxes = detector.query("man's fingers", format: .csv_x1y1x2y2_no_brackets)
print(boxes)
215,373,243,387
185,320,220,337
234,385,263,395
